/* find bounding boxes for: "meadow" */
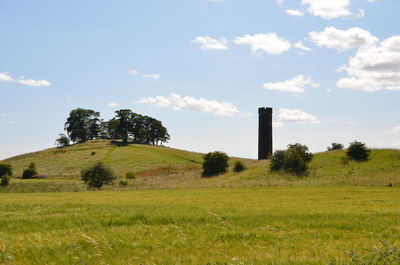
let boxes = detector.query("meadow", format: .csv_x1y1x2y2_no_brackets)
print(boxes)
1,187,399,264
1,141,400,264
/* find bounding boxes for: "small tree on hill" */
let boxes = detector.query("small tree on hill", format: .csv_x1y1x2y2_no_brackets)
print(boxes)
202,151,229,177
346,141,370,161
81,162,116,188
0,164,12,187
270,143,313,176
55,133,70,148
327,143,344,151
0,164,12,177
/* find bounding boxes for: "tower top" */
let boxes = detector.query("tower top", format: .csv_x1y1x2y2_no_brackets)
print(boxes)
258,107,273,114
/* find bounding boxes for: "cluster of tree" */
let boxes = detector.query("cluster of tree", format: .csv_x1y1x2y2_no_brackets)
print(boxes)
62,108,170,145
270,143,313,176
327,141,371,161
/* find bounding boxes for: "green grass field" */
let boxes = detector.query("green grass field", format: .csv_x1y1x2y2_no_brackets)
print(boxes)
1,141,400,264
1,187,399,264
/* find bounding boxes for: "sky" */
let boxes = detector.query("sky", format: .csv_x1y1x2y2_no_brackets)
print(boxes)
1,0,400,160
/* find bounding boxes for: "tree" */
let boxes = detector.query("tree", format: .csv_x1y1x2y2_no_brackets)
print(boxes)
115,109,134,144
0,164,12,187
64,108,100,143
0,164,12,177
202,151,229,177
81,162,116,188
327,143,344,151
270,143,313,176
346,141,370,161
55,133,70,147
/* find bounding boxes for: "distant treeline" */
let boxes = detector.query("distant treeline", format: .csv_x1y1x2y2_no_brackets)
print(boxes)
64,108,170,145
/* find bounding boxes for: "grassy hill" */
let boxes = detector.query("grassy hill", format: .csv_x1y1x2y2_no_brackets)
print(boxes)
1,140,400,192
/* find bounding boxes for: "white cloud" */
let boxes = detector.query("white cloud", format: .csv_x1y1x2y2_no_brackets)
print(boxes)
191,36,229,50
392,124,400,133
285,9,304,16
336,35,400,92
278,108,319,123
234,33,291,55
0,72,51,87
301,0,375,19
18,78,51,87
302,0,352,19
129,69,140,76
143,73,161,80
0,114,7,117
263,75,319,93
0,72,14,82
294,41,312,51
138,93,240,116
107,102,119,107
309,27,378,51
8,121,15,124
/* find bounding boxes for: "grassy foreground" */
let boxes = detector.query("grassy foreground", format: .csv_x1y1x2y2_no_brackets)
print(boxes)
1,187,399,264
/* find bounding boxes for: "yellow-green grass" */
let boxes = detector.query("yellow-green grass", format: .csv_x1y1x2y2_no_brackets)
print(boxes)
1,140,400,192
1,187,399,264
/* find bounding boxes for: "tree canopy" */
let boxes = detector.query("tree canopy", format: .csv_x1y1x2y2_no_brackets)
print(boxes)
64,108,170,145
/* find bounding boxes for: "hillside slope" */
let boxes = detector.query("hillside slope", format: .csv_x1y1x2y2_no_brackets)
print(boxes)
1,140,400,192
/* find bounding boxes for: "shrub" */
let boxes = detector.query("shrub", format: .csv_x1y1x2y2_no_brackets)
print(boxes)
0,164,12,177
270,143,313,176
327,143,344,151
119,180,128,187
21,162,38,179
0,174,10,187
233,161,246,172
55,133,70,148
126,171,136,179
202,151,229,177
81,162,115,188
347,141,370,161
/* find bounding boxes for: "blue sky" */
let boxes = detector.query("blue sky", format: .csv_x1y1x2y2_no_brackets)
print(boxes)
1,0,399,159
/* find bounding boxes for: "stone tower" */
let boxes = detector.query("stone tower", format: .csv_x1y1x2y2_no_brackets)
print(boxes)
258,107,273,160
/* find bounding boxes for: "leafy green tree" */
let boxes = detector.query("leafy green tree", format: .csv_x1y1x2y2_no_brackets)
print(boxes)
270,143,313,176
346,141,370,161
81,162,116,188
0,164,12,177
115,109,134,144
202,151,229,177
327,143,344,151
64,108,100,143
55,133,70,147
0,174,10,187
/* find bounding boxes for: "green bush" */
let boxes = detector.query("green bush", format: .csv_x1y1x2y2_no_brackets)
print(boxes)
119,180,128,187
21,162,38,179
125,171,136,179
81,162,115,188
347,141,370,161
0,174,10,187
327,143,344,151
55,133,70,148
202,151,229,177
233,161,246,172
0,164,12,177
270,143,313,176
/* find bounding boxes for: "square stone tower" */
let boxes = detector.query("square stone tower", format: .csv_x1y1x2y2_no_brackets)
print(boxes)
258,107,273,160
